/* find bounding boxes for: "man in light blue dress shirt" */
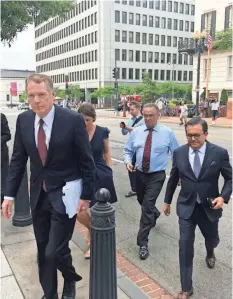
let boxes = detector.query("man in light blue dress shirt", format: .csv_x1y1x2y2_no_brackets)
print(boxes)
124,103,179,260
120,101,144,198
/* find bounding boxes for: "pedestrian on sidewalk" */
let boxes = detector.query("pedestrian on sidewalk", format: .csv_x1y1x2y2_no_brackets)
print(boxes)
210,99,220,125
163,117,232,299
2,74,96,299
77,103,117,259
179,101,188,126
1,113,11,207
120,101,144,198
124,103,179,260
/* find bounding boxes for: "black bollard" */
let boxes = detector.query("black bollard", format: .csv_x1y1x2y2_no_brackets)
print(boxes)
12,170,32,227
89,188,117,299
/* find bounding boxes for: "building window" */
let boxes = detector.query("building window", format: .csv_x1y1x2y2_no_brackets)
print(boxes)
149,34,153,45
161,35,165,46
185,21,189,32
148,52,153,62
148,69,152,79
161,53,165,63
149,16,153,27
180,3,184,13
136,13,140,25
167,36,171,47
122,49,127,61
167,53,171,64
115,10,120,23
154,52,159,63
154,69,159,80
155,17,160,28
122,12,127,23
178,54,182,64
183,71,187,81
174,1,178,12
142,0,147,8
129,13,134,24
143,15,147,26
149,1,154,9
142,33,147,44
129,31,134,43
122,31,127,42
129,0,134,5
168,18,172,29
162,0,166,11
135,69,140,79
191,22,194,32
178,71,182,81
173,53,177,64
225,5,233,29
204,58,211,80
184,54,188,65
189,55,193,65
227,55,232,80
136,0,141,7
185,4,190,14
161,17,166,29
115,49,120,61
173,19,178,30
129,68,133,79
135,50,140,61
179,20,183,30
189,71,193,81
122,68,127,79
129,50,133,61
115,30,120,41
142,51,147,62
136,32,140,43
191,5,195,15
155,0,160,10
166,70,171,80
122,0,127,4
155,34,159,45
160,70,165,80
173,36,177,47
168,1,172,12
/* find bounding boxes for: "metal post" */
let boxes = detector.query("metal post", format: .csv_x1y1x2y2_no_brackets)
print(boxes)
12,170,32,227
195,49,201,117
89,188,117,299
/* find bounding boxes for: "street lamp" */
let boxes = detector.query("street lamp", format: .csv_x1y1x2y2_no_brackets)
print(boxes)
178,30,207,117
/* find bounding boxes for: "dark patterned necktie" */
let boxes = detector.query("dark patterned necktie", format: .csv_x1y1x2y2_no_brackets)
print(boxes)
142,129,153,172
193,150,201,178
38,119,47,190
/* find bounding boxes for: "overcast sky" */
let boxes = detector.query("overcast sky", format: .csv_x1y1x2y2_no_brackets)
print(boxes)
0,25,36,71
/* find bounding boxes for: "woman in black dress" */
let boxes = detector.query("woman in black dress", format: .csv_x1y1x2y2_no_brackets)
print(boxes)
77,103,117,258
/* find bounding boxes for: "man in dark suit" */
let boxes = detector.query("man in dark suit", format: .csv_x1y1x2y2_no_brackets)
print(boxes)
2,74,96,299
1,113,11,206
163,117,232,299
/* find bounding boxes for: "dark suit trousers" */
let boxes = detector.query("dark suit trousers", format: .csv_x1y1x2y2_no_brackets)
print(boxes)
136,170,166,247
128,170,136,192
179,203,220,292
32,190,82,299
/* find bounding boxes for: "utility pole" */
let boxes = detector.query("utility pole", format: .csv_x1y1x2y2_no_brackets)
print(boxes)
65,74,69,108
113,58,119,115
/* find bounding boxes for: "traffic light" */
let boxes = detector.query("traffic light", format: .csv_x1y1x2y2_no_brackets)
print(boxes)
114,82,118,89
112,68,116,78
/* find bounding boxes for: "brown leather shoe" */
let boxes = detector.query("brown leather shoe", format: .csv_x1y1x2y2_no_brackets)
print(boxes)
206,254,216,269
176,288,193,299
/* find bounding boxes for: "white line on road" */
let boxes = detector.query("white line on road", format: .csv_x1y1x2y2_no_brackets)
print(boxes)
111,158,170,178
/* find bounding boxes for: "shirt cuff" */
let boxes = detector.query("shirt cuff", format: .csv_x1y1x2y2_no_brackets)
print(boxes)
4,196,14,200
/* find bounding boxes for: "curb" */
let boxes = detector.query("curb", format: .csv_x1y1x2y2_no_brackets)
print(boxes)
73,222,174,299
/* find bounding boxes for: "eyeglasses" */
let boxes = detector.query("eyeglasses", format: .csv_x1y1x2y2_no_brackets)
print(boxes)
186,133,204,139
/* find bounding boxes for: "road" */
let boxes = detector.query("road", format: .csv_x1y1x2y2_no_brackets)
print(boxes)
2,108,232,299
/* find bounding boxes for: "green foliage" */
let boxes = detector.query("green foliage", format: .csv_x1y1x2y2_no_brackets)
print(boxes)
213,28,232,52
90,86,114,99
19,91,27,102
54,87,66,99
220,89,228,105
69,85,83,100
168,99,180,107
185,88,192,103
200,87,206,99
1,1,75,46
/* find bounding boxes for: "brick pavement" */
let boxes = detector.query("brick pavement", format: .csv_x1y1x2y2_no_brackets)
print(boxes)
96,111,232,128
76,221,174,299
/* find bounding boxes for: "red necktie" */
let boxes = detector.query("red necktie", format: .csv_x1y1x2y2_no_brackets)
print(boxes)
142,129,153,172
38,119,47,190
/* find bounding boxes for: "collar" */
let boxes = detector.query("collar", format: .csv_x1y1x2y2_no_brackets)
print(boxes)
35,105,55,127
132,114,141,120
144,123,160,132
189,141,207,155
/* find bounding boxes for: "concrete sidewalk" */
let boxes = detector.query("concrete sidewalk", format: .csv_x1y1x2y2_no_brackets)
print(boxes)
1,217,129,299
96,110,232,128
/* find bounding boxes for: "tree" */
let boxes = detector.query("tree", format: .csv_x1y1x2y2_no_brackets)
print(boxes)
200,87,206,100
184,86,193,103
19,91,27,102
213,28,232,51
90,86,114,99
220,89,228,105
139,72,158,102
54,87,66,99
1,1,75,46
69,85,84,100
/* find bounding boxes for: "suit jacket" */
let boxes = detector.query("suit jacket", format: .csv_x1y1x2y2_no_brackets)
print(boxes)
1,113,11,161
5,105,96,213
164,141,232,222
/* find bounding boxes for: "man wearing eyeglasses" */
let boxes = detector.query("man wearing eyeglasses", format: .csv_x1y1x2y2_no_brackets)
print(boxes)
163,117,232,299
123,103,179,260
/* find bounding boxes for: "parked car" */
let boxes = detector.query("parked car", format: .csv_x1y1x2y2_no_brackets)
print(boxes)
17,103,29,110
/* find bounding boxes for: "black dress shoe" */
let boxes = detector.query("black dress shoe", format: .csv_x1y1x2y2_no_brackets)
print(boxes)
61,281,76,299
139,246,149,260
206,254,216,269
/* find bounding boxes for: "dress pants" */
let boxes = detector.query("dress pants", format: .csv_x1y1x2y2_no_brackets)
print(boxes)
32,190,82,299
179,203,220,292
136,170,166,247
128,171,137,192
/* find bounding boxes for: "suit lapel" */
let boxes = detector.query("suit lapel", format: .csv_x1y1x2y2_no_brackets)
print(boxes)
198,141,212,179
184,144,197,180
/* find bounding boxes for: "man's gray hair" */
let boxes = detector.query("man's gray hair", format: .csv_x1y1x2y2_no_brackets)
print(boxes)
143,103,159,112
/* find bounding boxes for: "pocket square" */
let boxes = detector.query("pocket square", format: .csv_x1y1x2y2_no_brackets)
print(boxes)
210,161,217,166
